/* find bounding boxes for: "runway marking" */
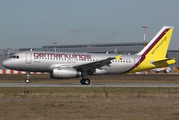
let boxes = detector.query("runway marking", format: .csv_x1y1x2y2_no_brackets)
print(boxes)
0,83,179,87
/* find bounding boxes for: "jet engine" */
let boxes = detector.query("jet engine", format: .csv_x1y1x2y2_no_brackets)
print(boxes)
50,68,81,79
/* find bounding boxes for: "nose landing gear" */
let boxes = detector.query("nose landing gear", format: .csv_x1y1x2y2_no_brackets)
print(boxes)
25,72,30,83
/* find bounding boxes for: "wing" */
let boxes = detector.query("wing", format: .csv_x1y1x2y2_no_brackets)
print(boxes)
73,55,121,74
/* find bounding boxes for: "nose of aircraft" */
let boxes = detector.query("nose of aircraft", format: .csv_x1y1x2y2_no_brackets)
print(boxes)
2,60,9,68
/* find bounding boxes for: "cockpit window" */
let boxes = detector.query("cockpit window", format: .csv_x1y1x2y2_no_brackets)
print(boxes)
10,55,19,59
10,56,15,58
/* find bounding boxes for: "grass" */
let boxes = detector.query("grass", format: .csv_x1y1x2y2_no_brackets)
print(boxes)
1,74,179,119
0,87,179,119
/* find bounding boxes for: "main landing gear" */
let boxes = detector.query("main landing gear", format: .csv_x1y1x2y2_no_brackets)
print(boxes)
80,71,90,85
80,79,90,85
25,72,30,83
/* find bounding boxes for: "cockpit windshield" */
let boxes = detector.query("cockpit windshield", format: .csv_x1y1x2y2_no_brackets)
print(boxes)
10,55,19,59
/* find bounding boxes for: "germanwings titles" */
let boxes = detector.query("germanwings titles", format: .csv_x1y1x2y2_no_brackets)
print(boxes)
34,53,91,59
2,26,176,85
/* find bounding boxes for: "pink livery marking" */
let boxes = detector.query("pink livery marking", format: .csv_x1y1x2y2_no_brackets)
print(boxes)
34,53,91,59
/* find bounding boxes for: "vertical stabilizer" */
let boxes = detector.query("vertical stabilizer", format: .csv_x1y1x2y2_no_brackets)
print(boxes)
137,26,174,58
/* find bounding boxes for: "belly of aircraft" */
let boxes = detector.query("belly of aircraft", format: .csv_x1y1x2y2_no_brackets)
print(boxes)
102,63,132,74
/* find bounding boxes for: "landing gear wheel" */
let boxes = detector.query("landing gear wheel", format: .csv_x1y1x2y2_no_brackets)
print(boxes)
80,79,90,85
25,79,30,83
85,79,90,85
80,79,85,85
26,71,30,83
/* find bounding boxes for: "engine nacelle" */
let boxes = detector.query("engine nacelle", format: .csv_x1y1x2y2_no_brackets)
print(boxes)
50,68,81,79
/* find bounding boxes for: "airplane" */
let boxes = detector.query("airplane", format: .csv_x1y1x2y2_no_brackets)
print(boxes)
150,67,172,73
2,26,176,85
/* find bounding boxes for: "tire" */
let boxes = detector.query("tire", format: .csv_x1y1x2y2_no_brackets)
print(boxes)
80,79,85,85
85,79,90,85
25,79,30,83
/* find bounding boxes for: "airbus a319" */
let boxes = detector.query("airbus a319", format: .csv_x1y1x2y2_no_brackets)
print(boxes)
2,26,176,85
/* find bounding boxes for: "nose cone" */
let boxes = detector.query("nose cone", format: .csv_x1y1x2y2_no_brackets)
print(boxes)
2,60,10,68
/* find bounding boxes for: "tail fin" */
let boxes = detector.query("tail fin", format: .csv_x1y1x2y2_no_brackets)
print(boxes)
137,26,174,58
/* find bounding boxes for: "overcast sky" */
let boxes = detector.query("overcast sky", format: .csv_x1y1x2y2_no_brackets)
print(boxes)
1,0,179,50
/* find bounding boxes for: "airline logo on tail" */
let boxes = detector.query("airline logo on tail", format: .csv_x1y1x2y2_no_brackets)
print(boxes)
151,37,167,55
127,26,175,73
139,26,173,58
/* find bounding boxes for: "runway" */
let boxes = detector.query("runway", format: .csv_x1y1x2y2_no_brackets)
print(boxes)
0,83,179,87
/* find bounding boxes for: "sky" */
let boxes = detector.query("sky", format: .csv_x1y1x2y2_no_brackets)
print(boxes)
1,0,179,50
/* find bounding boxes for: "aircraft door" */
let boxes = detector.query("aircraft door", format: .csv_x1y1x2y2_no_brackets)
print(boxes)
26,52,32,64
134,57,140,68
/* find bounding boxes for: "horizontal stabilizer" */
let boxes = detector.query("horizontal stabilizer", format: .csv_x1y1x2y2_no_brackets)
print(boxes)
151,57,176,64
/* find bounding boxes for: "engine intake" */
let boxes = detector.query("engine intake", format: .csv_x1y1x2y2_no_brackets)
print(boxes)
50,68,81,79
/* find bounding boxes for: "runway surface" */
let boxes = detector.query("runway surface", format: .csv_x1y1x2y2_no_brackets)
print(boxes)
0,83,179,87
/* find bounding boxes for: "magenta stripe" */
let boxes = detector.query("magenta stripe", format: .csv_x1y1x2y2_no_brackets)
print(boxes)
142,29,169,56
123,28,170,74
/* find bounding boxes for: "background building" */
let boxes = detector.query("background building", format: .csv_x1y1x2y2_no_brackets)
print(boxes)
0,42,178,69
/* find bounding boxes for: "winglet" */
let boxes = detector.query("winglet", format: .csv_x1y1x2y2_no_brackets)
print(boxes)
115,55,121,60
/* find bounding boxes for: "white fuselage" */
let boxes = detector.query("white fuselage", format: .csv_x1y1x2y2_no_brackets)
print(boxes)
2,51,139,75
